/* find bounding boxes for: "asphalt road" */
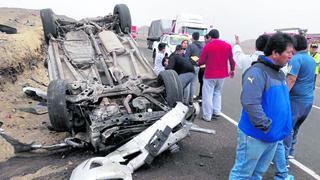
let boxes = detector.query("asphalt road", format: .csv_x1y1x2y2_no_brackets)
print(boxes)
136,39,320,179
0,39,319,180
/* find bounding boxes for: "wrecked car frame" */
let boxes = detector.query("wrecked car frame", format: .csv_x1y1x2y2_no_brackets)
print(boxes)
0,4,215,179
41,4,189,153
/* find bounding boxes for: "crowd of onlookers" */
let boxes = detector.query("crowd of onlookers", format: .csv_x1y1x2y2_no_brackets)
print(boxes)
153,28,319,179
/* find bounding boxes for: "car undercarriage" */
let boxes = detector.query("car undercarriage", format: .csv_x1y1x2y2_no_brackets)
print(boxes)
0,4,215,179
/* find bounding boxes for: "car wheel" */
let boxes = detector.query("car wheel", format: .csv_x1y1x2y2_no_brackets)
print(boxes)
47,80,72,131
40,8,57,44
113,4,131,34
158,70,183,107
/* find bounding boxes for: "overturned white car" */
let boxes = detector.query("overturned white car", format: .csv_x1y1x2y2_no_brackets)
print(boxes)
0,4,215,180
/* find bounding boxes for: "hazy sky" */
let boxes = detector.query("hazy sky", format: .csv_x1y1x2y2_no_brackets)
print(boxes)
1,0,319,41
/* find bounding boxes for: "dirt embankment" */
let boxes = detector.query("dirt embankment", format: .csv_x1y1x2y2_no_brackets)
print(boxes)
0,8,69,163
0,8,45,87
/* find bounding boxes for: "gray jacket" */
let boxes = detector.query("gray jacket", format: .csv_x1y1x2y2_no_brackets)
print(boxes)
185,41,203,59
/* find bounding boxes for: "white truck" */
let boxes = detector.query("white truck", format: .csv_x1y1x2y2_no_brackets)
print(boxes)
171,14,208,42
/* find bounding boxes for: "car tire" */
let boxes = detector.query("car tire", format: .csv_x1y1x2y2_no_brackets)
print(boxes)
0,24,17,34
47,80,72,132
158,70,183,107
113,4,131,34
40,8,57,44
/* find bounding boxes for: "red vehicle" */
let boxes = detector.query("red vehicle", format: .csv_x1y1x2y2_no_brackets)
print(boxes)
131,25,137,39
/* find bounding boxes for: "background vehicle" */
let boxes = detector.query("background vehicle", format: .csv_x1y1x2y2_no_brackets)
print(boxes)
152,33,190,59
171,14,208,42
269,27,320,48
147,19,172,49
131,25,137,39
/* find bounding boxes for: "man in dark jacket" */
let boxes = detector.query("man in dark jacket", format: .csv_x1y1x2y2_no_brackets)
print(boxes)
185,32,204,101
166,45,195,104
229,33,294,179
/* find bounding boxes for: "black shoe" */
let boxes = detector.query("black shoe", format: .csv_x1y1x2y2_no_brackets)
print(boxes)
211,114,220,120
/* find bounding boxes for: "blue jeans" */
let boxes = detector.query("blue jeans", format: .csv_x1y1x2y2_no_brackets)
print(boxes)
190,66,200,99
283,100,313,158
229,129,278,180
202,78,224,120
273,141,289,180
179,72,194,104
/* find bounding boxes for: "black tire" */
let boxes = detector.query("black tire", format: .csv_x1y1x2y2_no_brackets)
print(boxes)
40,8,57,44
47,80,72,131
0,24,17,34
158,70,183,107
113,4,131,34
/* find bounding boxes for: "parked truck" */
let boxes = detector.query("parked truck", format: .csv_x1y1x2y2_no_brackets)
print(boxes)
171,14,208,42
147,19,172,49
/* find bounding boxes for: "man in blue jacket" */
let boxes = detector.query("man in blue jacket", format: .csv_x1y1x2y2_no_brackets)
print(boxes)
229,33,294,179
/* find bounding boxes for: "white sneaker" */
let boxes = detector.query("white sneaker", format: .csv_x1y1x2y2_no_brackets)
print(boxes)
288,155,295,159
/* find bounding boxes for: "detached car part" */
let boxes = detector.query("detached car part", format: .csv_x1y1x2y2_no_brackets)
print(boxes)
0,24,17,34
70,102,190,180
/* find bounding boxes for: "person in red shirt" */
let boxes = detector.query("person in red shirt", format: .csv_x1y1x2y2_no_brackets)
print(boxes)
198,29,236,121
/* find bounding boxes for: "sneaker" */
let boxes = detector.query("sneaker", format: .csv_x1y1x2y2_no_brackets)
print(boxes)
288,155,295,159
202,117,211,122
211,114,221,120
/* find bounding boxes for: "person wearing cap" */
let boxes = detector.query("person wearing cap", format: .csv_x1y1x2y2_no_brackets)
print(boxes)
198,29,235,121
308,43,320,88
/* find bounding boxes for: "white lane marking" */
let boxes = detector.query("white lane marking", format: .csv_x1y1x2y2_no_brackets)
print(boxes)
313,105,320,110
290,159,320,179
220,112,320,180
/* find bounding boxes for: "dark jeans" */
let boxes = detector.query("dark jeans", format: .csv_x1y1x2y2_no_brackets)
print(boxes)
283,99,313,157
198,67,205,97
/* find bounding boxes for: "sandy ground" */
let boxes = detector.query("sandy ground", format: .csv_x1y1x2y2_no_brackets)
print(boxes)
0,8,43,69
0,7,69,163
